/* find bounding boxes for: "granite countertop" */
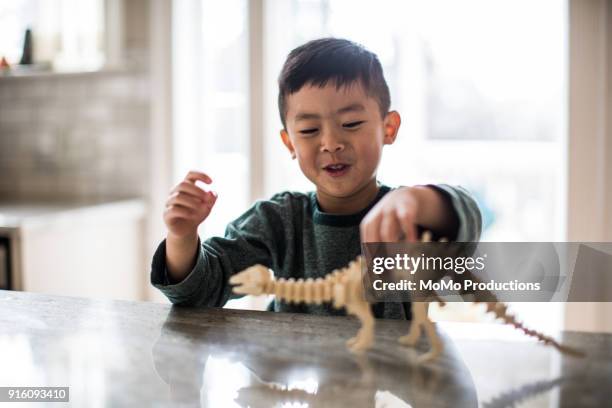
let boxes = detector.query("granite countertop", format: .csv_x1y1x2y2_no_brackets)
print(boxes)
0,290,609,407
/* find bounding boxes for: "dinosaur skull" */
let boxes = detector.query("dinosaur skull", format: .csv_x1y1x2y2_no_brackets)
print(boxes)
229,265,271,295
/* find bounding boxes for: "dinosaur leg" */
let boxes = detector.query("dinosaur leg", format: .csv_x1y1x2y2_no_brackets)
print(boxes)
398,302,442,362
417,316,442,363
345,300,375,353
398,302,427,347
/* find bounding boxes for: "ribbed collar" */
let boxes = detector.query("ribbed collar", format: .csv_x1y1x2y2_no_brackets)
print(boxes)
310,184,392,227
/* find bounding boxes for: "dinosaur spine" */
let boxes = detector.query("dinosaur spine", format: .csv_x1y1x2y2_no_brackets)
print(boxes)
261,271,346,305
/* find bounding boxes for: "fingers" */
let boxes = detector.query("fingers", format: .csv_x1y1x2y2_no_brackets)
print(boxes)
164,193,217,224
163,171,217,237
167,171,217,216
164,204,196,220
396,205,418,242
167,184,216,213
362,209,413,243
379,210,401,242
361,212,382,242
185,170,212,184
172,180,210,201
361,189,419,243
169,170,218,215
166,191,203,211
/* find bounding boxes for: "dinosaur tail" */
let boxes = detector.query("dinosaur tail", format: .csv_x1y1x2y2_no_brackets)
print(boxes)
453,270,583,357
478,302,584,357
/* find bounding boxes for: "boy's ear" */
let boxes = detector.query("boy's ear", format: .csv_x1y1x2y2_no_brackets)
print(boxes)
383,111,401,145
280,129,296,159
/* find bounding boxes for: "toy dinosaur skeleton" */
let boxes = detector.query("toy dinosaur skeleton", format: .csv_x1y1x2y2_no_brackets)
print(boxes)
230,233,583,362
231,256,376,353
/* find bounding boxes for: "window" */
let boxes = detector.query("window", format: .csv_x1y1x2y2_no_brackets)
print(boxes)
264,0,568,242
173,0,250,238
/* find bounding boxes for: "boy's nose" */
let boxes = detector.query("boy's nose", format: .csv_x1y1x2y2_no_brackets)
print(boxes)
319,132,345,153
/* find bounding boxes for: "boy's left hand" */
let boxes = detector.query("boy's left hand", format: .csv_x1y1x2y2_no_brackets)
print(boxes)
360,187,419,243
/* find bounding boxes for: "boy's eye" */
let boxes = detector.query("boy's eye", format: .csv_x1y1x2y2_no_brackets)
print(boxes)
343,120,365,129
299,128,318,135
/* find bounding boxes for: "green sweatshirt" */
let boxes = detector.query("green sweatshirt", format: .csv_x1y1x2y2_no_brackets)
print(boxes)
150,184,482,319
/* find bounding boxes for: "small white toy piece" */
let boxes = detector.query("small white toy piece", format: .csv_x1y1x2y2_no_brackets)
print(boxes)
230,232,584,362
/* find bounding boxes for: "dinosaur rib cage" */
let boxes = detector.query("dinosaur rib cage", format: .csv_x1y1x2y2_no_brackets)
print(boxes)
261,271,346,304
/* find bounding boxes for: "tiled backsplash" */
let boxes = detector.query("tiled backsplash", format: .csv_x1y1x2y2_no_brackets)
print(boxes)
0,70,151,201
0,0,154,202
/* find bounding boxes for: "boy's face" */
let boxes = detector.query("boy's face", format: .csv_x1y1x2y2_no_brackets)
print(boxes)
281,81,400,199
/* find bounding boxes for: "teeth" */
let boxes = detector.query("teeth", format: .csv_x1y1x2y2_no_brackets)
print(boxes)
328,164,345,170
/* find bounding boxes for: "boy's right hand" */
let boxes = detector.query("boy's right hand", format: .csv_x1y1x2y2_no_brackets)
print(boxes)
164,171,217,239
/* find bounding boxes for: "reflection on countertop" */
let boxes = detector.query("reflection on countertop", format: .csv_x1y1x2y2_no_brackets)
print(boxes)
152,308,477,408
0,290,609,407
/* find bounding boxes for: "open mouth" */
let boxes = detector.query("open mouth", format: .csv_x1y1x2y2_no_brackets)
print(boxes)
323,163,351,177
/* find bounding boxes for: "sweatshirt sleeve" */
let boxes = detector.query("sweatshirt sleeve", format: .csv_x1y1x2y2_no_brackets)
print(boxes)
150,193,293,308
427,184,482,242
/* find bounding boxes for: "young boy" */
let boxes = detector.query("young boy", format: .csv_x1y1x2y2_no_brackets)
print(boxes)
150,38,481,319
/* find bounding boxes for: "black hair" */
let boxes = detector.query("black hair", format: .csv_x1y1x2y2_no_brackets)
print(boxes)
277,37,391,129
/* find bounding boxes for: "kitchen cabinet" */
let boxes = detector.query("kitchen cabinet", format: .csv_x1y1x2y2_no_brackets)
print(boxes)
0,200,146,300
